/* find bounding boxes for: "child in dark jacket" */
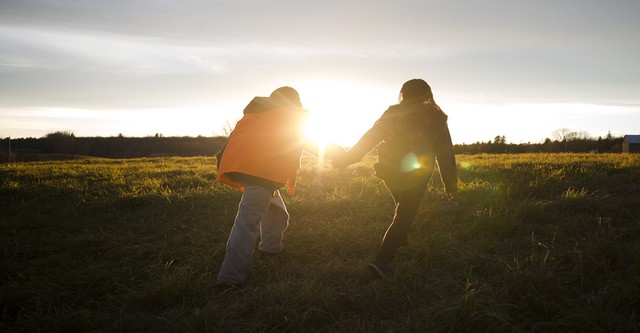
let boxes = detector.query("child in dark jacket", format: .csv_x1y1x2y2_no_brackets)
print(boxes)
334,79,458,279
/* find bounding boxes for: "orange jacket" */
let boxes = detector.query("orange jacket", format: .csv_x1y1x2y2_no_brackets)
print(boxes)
216,97,308,194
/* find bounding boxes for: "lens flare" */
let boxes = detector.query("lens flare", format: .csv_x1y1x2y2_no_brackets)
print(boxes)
401,153,420,172
400,153,434,175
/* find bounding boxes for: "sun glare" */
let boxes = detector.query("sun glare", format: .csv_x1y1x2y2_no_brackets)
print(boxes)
303,113,331,147
297,80,393,148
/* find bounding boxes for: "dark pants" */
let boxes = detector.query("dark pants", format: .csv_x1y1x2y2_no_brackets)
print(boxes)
375,180,428,263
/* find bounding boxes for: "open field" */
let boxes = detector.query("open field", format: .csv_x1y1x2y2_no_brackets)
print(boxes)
1,153,639,332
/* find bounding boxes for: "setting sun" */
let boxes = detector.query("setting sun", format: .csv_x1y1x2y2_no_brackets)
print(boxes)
297,80,395,148
303,113,330,147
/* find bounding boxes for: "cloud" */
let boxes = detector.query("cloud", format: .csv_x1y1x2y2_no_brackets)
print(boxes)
1,0,639,139
0,25,231,73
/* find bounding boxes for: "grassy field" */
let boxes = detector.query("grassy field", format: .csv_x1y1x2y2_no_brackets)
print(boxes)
1,153,639,332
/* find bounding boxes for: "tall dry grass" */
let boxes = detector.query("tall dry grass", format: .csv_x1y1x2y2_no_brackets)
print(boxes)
1,154,639,332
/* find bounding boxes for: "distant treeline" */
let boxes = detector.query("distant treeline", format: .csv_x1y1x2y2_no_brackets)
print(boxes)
0,131,626,161
454,135,624,154
0,132,227,161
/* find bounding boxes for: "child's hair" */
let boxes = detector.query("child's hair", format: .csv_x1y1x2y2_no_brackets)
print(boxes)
398,79,434,105
270,86,302,108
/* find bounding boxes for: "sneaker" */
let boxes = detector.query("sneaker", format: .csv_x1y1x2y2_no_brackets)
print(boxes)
368,259,392,279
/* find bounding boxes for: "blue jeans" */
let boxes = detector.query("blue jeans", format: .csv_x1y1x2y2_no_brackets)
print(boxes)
217,185,289,285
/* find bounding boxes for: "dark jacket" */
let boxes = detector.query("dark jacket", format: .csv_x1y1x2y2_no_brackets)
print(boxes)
345,102,458,193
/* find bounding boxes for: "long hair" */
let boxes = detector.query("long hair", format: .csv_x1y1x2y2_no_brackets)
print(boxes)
398,79,436,105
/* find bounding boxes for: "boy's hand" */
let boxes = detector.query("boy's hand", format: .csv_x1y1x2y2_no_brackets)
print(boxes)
330,149,351,169
331,157,350,170
323,145,350,169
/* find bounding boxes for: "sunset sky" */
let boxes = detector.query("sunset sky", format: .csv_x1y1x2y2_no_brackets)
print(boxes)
1,0,639,145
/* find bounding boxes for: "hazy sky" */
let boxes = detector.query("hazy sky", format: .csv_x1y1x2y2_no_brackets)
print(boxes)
1,0,639,144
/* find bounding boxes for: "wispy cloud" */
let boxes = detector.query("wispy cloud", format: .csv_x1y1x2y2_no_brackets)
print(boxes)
1,0,639,140
0,24,231,73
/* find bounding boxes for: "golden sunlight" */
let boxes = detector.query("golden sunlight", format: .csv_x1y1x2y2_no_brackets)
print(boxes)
297,80,394,148
303,113,331,148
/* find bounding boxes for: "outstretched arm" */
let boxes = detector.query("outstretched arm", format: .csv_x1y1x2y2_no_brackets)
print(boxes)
215,140,228,170
434,125,458,197
333,126,385,168
302,141,348,160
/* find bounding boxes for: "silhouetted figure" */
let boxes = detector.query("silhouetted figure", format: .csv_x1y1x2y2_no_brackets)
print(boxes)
215,86,328,289
334,79,458,279
215,87,308,288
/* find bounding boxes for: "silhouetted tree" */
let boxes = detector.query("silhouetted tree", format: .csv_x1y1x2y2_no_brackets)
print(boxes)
44,131,75,156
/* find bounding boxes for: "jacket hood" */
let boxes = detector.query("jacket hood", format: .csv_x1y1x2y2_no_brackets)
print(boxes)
429,104,448,123
243,96,302,114
388,102,448,125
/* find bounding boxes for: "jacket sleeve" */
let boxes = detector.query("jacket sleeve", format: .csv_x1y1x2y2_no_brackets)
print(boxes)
215,139,228,171
343,125,385,164
434,124,458,194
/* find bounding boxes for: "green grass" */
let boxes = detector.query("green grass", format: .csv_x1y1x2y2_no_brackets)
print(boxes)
1,154,639,332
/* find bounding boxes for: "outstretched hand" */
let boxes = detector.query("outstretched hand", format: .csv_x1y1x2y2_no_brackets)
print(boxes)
331,155,350,170
323,144,351,170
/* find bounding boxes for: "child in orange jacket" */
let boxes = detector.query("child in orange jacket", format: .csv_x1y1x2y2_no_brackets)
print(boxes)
215,86,334,288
